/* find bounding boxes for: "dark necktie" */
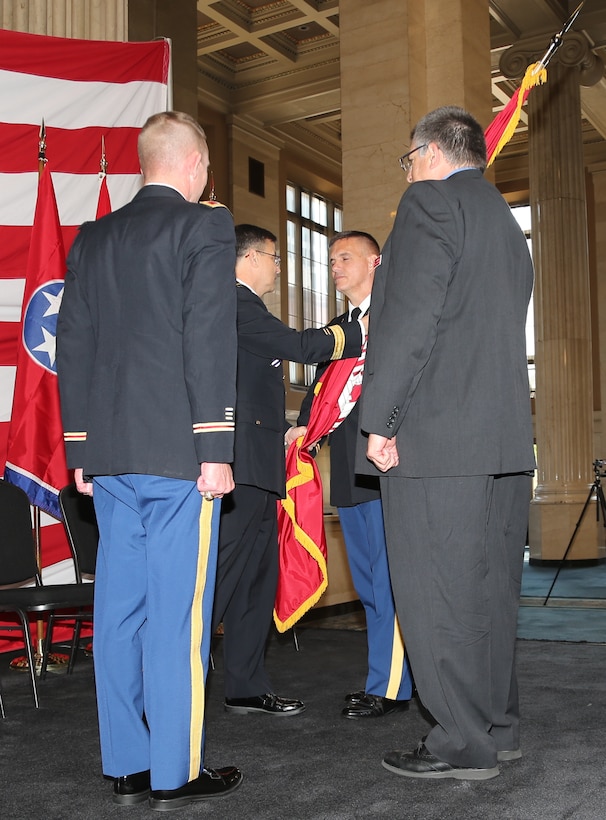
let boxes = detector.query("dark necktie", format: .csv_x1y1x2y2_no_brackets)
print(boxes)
350,307,361,322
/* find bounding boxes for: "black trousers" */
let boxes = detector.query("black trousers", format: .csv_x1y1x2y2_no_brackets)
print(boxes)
212,483,279,698
381,472,531,768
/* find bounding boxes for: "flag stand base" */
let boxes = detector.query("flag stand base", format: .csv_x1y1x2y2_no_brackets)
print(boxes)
9,652,69,675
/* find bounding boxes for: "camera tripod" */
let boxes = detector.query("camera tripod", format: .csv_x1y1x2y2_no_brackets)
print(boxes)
543,460,606,605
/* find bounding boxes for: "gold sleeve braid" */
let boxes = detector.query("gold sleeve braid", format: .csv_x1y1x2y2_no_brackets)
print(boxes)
327,325,346,360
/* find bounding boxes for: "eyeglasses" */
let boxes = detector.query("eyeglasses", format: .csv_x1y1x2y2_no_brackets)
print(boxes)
256,250,281,266
398,144,428,173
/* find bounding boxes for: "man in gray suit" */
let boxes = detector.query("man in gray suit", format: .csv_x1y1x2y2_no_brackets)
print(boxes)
359,106,535,780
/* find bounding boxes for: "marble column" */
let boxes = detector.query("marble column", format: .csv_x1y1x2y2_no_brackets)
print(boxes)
339,0,491,246
501,34,606,561
129,0,199,116
595,165,606,449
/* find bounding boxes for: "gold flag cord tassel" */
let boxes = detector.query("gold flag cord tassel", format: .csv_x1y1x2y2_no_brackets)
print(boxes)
488,62,547,167
485,1,584,168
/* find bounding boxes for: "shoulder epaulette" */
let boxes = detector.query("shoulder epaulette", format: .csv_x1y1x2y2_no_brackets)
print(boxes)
200,200,228,209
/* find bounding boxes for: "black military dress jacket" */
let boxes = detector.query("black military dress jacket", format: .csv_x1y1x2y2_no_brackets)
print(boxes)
234,283,362,498
57,186,238,480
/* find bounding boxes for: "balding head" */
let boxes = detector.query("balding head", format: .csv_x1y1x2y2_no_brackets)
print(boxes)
138,111,210,202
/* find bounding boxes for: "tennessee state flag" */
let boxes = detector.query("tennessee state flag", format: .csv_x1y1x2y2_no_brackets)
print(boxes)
275,351,365,632
3,165,70,518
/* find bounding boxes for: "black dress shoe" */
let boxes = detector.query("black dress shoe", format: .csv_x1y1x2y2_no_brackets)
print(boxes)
382,742,500,781
113,769,151,805
341,694,409,719
344,689,366,704
497,748,522,762
224,693,306,716
148,767,242,811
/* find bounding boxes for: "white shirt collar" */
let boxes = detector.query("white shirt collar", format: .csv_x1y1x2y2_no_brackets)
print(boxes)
348,294,371,319
236,277,259,297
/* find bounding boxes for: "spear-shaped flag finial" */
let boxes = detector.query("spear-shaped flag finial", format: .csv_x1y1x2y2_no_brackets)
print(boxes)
38,120,47,172
99,134,108,178
536,2,585,73
485,1,585,166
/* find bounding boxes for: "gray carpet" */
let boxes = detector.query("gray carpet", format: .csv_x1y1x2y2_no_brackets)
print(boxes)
519,554,606,642
1,628,606,820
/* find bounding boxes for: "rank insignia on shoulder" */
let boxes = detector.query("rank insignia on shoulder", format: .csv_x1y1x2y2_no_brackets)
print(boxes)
199,199,228,209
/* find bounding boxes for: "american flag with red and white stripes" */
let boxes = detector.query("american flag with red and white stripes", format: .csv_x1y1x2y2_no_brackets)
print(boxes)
0,28,170,588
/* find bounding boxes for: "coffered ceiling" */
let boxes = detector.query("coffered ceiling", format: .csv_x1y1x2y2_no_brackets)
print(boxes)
196,0,606,166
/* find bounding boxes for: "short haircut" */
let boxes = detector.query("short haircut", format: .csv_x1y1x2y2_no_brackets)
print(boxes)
329,230,380,256
234,224,277,258
138,111,207,175
411,106,487,171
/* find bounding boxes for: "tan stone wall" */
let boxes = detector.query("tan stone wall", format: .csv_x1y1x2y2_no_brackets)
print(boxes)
228,118,284,319
0,0,127,39
339,0,492,246
339,0,414,246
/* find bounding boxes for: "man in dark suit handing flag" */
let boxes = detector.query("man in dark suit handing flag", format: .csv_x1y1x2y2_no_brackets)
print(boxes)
214,223,364,717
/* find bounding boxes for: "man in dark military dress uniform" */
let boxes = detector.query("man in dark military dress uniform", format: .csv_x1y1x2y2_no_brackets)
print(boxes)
293,231,413,720
213,223,364,716
57,111,242,810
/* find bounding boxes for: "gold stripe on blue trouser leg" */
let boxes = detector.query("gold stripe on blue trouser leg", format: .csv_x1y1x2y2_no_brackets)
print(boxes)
385,615,406,700
188,497,214,781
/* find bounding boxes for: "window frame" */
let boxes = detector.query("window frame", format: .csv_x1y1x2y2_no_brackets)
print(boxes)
286,182,345,387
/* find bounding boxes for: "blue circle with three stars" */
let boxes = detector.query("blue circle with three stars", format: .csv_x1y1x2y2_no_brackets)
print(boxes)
22,279,64,374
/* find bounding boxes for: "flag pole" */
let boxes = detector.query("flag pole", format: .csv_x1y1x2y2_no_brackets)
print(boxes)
31,121,48,585
535,2,584,73
32,120,46,579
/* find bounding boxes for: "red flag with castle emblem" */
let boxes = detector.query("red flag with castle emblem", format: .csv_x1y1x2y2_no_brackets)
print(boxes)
275,341,366,632
3,165,70,518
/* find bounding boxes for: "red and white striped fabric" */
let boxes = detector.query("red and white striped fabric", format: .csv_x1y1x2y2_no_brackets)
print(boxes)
327,339,367,435
0,28,170,588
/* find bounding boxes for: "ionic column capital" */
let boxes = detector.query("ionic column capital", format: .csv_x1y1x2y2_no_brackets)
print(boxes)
500,32,604,88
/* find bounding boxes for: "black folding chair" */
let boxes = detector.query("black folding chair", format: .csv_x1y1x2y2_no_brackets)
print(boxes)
41,483,98,678
0,480,94,713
